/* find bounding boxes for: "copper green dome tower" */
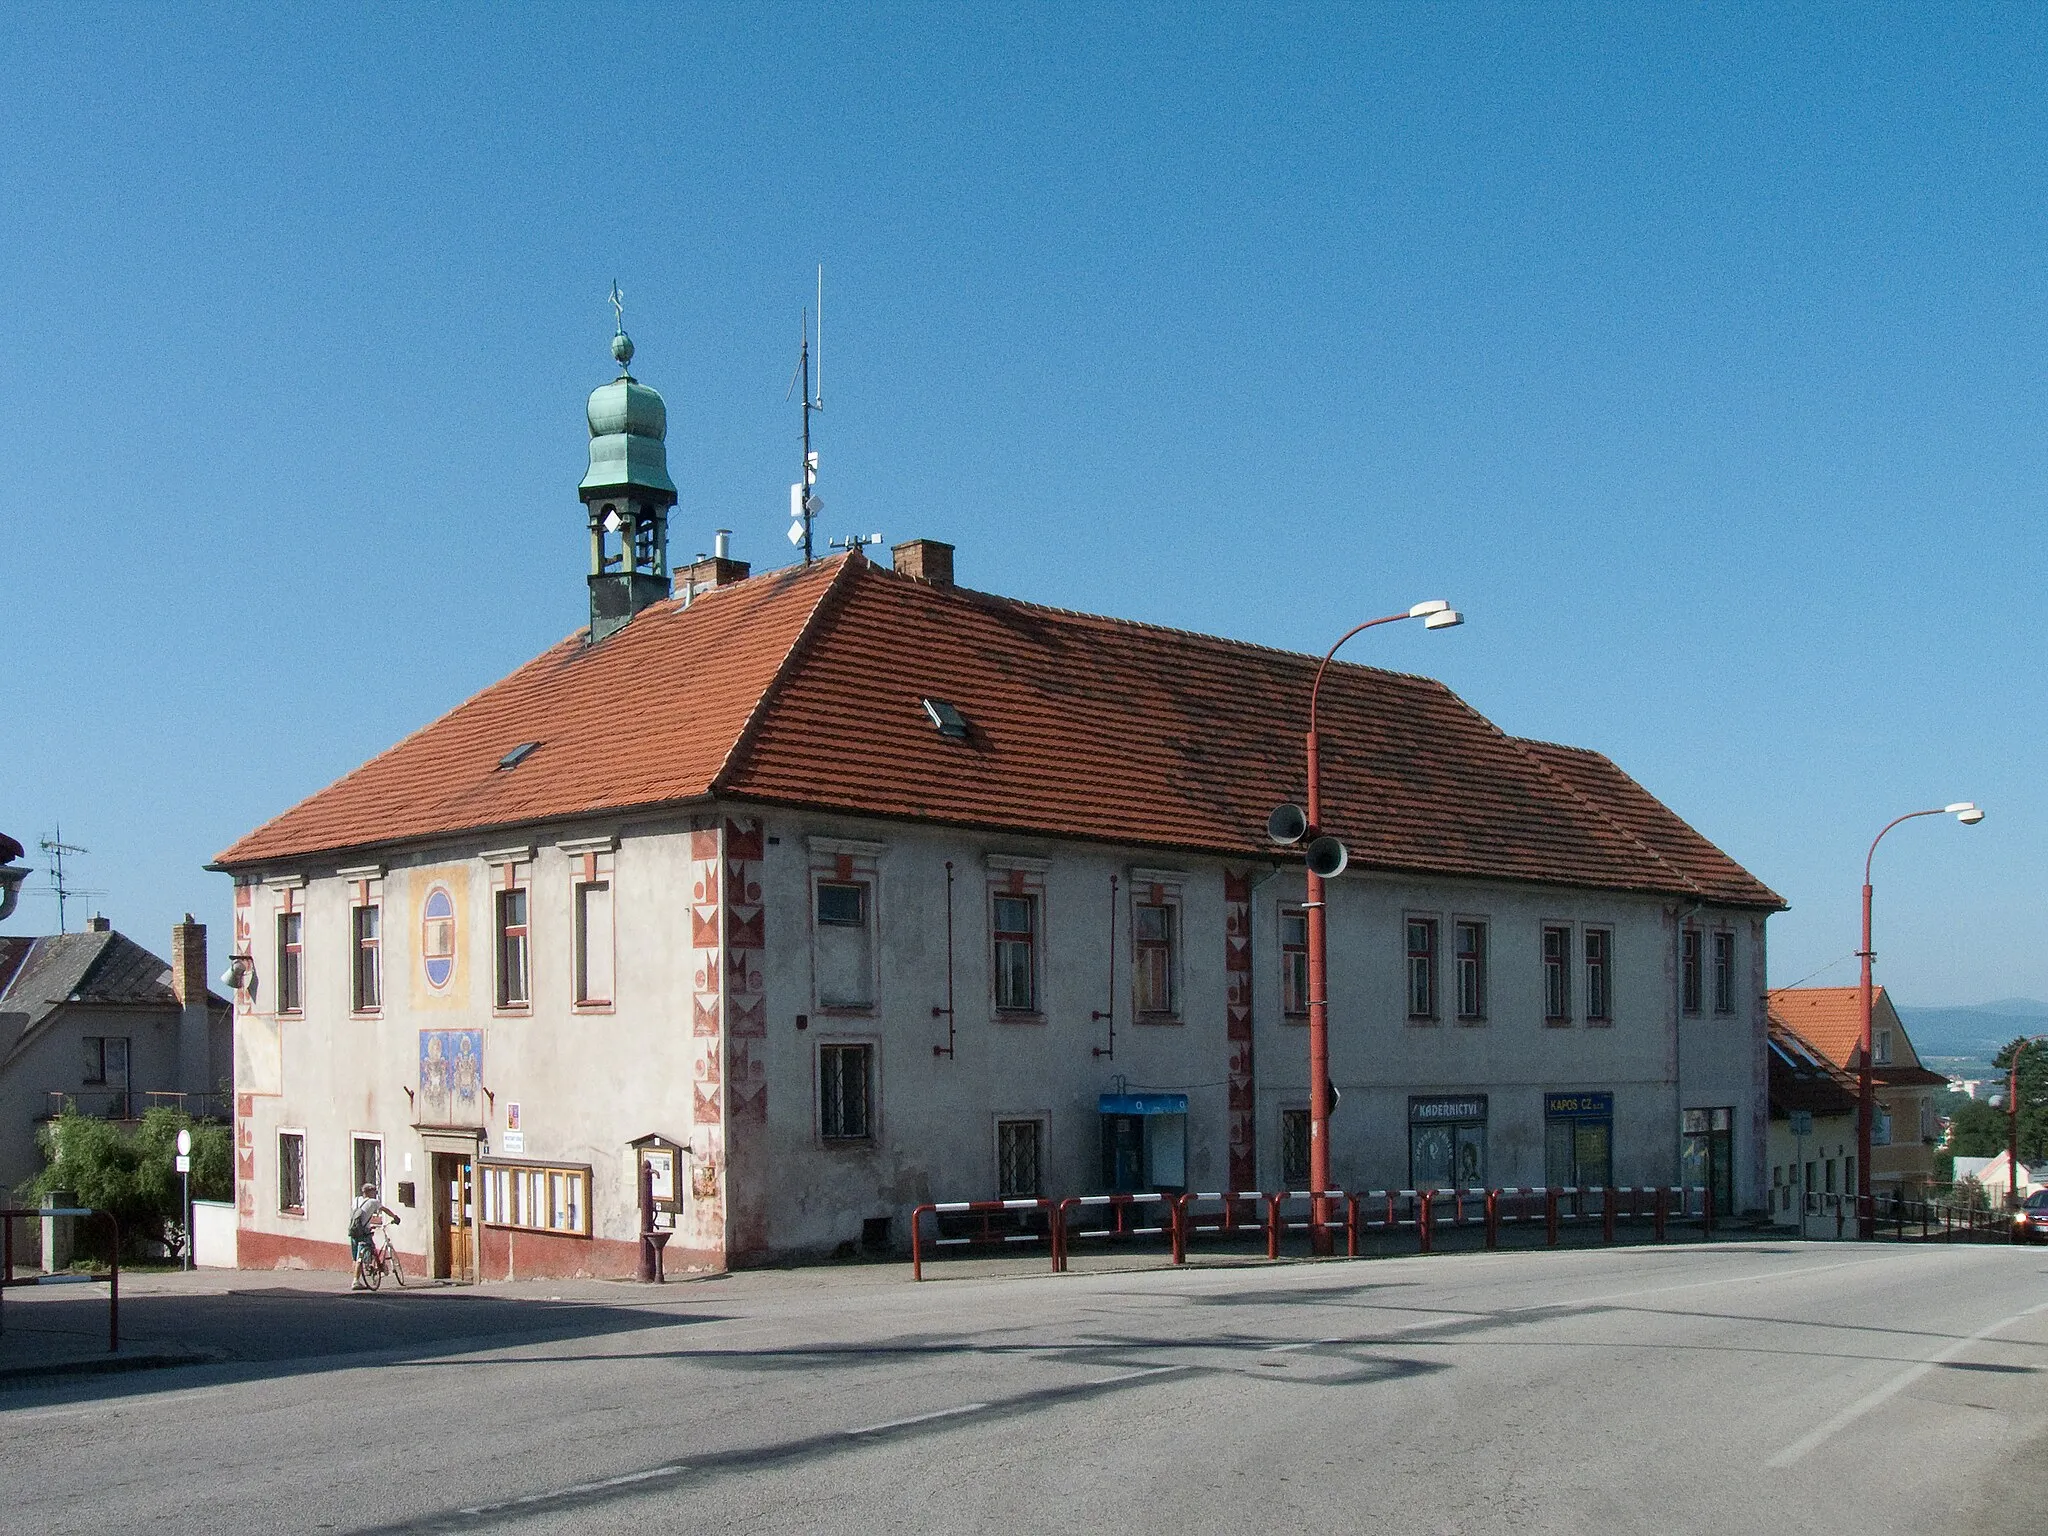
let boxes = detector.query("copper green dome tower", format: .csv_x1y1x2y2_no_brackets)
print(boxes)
580,311,677,643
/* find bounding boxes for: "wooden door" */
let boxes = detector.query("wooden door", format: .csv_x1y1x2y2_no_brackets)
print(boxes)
432,1153,475,1281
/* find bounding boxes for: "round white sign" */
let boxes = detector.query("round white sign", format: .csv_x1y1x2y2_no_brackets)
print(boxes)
176,1128,193,1156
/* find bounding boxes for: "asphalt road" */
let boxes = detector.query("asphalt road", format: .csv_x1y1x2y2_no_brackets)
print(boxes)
4,1241,2044,1534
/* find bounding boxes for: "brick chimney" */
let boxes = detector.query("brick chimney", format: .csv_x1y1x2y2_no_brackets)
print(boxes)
86,914,111,933
673,528,751,604
891,538,954,586
171,915,207,1006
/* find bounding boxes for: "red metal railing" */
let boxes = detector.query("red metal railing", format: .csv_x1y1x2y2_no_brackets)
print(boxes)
909,1199,1055,1280
1053,1193,1178,1272
0,1206,121,1352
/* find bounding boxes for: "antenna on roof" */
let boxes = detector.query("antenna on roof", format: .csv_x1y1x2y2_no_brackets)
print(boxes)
786,266,824,564
39,825,101,934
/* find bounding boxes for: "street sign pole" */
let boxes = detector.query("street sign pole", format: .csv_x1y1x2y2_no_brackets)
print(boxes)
176,1128,193,1271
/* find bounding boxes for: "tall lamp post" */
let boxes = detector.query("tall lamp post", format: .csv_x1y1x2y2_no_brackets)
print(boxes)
1988,1034,2046,1216
1857,802,1983,1238
1274,601,1462,1254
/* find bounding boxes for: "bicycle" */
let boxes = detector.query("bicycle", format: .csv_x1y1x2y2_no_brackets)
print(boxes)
353,1217,406,1291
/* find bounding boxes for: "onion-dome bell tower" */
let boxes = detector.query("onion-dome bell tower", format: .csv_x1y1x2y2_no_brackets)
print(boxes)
580,310,677,643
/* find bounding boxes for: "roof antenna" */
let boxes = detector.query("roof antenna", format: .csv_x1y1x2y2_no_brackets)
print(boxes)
39,824,100,935
785,266,824,564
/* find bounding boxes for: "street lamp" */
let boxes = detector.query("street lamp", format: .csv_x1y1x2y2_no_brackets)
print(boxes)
1270,600,1463,1254
1856,802,1983,1239
1987,1034,2045,1217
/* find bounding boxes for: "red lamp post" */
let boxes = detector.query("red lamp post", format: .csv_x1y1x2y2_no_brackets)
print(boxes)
1296,601,1462,1254
1856,803,1982,1239
1990,1035,2046,1216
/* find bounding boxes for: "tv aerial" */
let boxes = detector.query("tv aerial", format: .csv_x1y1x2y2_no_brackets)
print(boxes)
786,266,824,561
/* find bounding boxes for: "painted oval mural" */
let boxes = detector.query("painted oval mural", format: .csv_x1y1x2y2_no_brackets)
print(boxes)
421,883,456,989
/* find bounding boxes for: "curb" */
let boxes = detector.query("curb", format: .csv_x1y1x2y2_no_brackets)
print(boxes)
0,1349,222,1387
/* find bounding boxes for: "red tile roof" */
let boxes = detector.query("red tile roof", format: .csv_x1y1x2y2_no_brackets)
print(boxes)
1765,986,1948,1086
1768,1016,1860,1118
216,554,1782,908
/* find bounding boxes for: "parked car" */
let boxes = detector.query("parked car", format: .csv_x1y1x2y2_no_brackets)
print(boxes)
2016,1189,2048,1244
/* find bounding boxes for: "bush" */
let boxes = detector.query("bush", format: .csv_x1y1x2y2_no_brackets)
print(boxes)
27,1106,232,1262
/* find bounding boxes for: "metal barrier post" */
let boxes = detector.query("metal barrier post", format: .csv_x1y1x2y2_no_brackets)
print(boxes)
1653,1186,1667,1242
1601,1187,1615,1244
1546,1187,1560,1246
1171,1196,1187,1265
104,1215,119,1351
911,1203,932,1280
1485,1189,1499,1250
1418,1188,1434,1254
1345,1192,1360,1258
1701,1185,1714,1241
1266,1193,1282,1260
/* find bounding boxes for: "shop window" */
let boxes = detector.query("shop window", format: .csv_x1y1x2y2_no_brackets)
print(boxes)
1455,920,1487,1021
278,1131,307,1214
494,888,530,1009
1134,902,1177,1017
1542,926,1571,1022
276,911,304,1015
1409,1097,1487,1191
480,1162,591,1237
1407,917,1439,1020
815,881,875,1009
1681,1107,1734,1215
1544,1093,1613,1188
996,1119,1043,1197
1712,931,1736,1014
1281,909,1309,1018
351,902,381,1013
1281,1108,1311,1189
820,1043,873,1140
993,894,1039,1012
1584,928,1611,1023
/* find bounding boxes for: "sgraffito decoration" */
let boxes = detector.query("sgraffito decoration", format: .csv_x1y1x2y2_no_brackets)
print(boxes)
1224,870,1256,1192
724,818,768,1257
687,819,726,1249
420,1028,484,1124
421,883,457,990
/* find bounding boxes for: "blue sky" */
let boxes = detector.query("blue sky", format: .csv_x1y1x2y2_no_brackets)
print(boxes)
1,6,2039,1004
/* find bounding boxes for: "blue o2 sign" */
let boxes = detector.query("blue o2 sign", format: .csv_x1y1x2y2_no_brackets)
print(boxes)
421,884,457,990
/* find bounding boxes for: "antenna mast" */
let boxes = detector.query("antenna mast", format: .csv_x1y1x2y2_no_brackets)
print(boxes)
787,266,824,564
39,825,99,934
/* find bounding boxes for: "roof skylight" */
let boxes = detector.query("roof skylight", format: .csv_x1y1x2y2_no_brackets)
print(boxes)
921,698,969,739
498,741,542,770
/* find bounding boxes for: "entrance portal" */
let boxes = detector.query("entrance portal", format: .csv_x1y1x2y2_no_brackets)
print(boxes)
431,1152,475,1281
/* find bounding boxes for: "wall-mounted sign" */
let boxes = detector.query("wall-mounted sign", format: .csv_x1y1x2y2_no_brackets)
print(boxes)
1410,1095,1487,1124
645,1147,676,1201
1544,1092,1614,1119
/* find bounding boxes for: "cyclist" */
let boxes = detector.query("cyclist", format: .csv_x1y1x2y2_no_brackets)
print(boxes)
348,1183,401,1291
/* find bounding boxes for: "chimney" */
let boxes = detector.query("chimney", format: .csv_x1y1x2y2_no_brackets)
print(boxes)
86,914,111,933
171,914,206,1006
891,538,954,587
672,552,753,604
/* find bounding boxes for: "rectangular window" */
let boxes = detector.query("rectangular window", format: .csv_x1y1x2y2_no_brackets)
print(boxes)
80,1035,130,1086
1712,932,1735,1014
1584,927,1611,1022
1455,921,1487,1021
351,903,381,1012
1875,1029,1892,1066
815,881,875,1009
820,1043,873,1140
1281,909,1309,1018
574,879,614,1006
351,1135,383,1198
1681,1106,1734,1216
1543,926,1572,1021
1681,929,1702,1015
278,1131,306,1213
992,894,1038,1012
479,1162,591,1236
996,1119,1043,1198
1134,902,1177,1016
276,911,303,1014
1407,918,1439,1019
495,887,530,1008
1281,1108,1311,1190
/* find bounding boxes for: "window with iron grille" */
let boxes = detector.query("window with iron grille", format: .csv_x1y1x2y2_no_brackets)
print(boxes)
495,888,530,1008
276,911,304,1015
1281,1108,1311,1189
1681,929,1703,1015
1281,909,1309,1018
1712,931,1735,1014
996,1119,1043,1197
993,894,1038,1012
351,903,381,1012
820,1043,873,1140
1134,902,1177,1016
1584,927,1611,1022
1543,926,1572,1021
815,880,875,1008
278,1131,307,1213
1407,918,1439,1019
1455,921,1487,1020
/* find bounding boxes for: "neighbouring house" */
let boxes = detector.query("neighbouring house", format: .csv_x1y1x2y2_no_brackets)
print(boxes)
211,331,1784,1281
1766,986,1948,1204
0,917,233,1197
1951,1152,2036,1201
1765,1014,1859,1233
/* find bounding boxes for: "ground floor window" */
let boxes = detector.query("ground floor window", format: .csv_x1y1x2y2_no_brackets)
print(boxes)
996,1119,1044,1198
351,1135,383,1199
1280,1108,1311,1190
1543,1092,1613,1188
820,1043,874,1140
1410,1095,1487,1190
480,1161,591,1237
1682,1107,1734,1215
278,1131,306,1214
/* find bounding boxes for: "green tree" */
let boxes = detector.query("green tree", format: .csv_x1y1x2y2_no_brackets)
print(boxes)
1989,1036,2048,1166
28,1106,232,1262
1947,1097,2009,1159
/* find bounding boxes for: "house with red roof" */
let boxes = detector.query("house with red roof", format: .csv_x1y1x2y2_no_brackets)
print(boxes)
213,334,1784,1278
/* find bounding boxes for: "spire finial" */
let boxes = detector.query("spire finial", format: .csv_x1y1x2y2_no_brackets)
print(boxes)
608,280,633,371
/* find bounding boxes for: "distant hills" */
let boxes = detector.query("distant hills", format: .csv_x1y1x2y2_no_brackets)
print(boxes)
1895,999,2048,1066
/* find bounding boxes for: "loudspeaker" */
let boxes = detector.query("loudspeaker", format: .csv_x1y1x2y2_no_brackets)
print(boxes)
1266,803,1308,845
1305,836,1349,879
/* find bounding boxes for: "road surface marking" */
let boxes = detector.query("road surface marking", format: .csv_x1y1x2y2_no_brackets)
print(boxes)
845,1402,990,1435
1767,1296,2048,1467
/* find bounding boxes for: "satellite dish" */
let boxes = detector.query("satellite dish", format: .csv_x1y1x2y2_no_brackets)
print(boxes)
1267,803,1308,845
1305,836,1349,879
